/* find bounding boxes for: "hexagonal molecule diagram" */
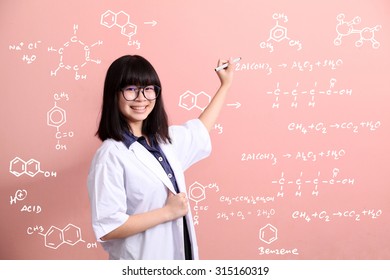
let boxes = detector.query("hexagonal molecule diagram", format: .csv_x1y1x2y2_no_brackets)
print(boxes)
48,24,103,80
268,20,288,43
9,157,27,177
188,181,219,204
101,10,138,45
260,13,302,52
179,91,211,111
39,223,85,249
47,102,66,131
188,182,207,204
9,157,43,177
259,223,278,244
9,157,56,177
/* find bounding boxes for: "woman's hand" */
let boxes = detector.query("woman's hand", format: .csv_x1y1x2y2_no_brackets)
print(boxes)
198,57,237,132
164,192,189,220
215,58,235,88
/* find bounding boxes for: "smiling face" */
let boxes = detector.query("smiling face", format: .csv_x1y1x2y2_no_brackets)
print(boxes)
118,87,156,136
100,55,165,140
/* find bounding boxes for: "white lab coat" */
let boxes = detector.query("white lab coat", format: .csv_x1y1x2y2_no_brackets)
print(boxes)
87,119,211,260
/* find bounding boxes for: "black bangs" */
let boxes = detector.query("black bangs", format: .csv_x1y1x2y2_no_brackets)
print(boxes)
119,55,161,88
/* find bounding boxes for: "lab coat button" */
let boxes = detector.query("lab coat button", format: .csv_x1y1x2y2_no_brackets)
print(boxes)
168,173,172,178
158,157,163,162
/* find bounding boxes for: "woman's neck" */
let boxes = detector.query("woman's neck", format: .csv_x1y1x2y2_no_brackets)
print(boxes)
129,122,143,137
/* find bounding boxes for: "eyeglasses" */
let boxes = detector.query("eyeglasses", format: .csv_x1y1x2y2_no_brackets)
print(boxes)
121,85,161,101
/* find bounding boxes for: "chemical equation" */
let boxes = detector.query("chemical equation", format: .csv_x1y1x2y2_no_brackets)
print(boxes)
288,120,381,135
217,208,276,221
292,209,382,222
277,59,343,72
234,58,343,75
241,148,346,166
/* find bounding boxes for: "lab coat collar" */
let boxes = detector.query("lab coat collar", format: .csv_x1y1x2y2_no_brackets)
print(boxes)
128,141,177,194
122,130,139,148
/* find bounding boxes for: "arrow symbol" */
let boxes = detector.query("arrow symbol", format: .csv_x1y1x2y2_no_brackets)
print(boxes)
226,102,241,109
144,20,157,27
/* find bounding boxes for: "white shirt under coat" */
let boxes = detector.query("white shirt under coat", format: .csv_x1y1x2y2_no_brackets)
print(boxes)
87,119,211,260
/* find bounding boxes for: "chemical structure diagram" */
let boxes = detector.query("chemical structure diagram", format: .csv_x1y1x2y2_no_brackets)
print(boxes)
272,167,354,197
9,186,97,250
260,13,302,52
48,24,103,80
9,157,57,178
101,10,140,48
47,92,74,150
266,78,352,109
188,181,219,225
259,223,278,244
31,224,85,249
334,13,381,49
179,90,211,111
26,223,99,250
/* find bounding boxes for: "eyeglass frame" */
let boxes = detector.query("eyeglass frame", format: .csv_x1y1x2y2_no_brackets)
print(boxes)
120,85,161,101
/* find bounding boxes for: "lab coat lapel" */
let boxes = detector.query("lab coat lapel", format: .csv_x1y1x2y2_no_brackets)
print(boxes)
160,142,199,259
159,144,185,192
130,142,177,194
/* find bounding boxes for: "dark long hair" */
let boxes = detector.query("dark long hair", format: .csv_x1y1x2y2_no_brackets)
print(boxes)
96,55,171,143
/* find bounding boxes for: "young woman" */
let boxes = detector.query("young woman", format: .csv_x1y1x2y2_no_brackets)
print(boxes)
87,55,234,260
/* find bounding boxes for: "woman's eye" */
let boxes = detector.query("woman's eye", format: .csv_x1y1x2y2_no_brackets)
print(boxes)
127,87,137,92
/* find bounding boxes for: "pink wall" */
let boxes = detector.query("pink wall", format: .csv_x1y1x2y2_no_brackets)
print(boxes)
1,0,389,259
